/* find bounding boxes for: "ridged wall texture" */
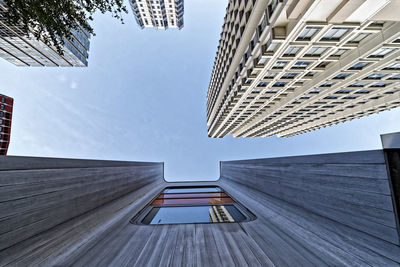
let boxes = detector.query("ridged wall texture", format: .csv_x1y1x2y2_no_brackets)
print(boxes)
1,152,400,266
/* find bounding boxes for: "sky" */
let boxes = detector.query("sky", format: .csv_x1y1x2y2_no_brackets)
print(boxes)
1,0,400,181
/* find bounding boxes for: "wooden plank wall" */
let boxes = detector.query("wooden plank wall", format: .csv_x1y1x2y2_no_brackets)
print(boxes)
220,150,400,245
0,156,164,251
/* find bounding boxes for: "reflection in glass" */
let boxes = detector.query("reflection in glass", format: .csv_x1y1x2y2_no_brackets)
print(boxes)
142,205,246,225
151,197,234,206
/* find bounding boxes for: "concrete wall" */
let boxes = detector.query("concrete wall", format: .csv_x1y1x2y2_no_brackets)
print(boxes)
220,150,400,245
0,156,164,251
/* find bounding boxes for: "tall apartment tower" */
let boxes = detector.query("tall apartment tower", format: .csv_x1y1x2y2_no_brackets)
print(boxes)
0,94,13,155
0,2,90,67
129,0,184,30
207,0,400,138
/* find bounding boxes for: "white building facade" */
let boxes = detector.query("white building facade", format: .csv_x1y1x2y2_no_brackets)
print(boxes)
129,0,184,30
207,0,400,138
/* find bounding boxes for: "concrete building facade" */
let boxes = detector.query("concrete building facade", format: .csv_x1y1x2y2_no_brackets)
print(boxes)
0,94,13,155
0,133,399,265
206,0,400,138
129,0,184,30
0,2,90,67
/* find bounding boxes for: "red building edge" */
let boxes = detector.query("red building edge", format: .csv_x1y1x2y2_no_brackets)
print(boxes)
0,94,13,155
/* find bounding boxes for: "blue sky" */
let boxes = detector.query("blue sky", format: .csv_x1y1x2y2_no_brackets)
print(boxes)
1,0,400,181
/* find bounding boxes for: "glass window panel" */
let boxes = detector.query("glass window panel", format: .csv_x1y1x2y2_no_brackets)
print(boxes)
305,46,327,56
384,62,400,70
283,46,301,56
349,33,370,43
297,27,321,41
369,48,395,58
157,193,228,199
143,205,246,225
151,197,234,206
163,187,222,193
321,27,350,41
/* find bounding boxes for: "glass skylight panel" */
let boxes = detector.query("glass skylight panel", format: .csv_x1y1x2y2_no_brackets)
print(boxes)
296,27,321,41
305,47,328,57
321,27,350,41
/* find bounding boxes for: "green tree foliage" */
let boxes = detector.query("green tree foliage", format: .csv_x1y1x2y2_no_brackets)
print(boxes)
3,0,128,53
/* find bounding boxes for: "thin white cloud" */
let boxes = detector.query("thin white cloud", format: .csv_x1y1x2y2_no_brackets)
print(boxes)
70,81,78,89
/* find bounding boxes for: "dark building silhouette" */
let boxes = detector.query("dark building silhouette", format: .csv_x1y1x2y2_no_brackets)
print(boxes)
0,133,399,265
0,93,13,155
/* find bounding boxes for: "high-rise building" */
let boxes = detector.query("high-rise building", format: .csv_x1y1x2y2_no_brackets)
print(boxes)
0,2,90,67
207,0,400,138
0,94,13,155
0,132,400,265
129,0,184,30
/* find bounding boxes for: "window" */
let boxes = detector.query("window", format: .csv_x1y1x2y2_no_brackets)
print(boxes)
273,61,287,69
336,89,351,94
257,81,268,87
292,61,310,69
266,42,279,53
370,82,388,87
384,62,400,70
264,72,277,79
349,82,367,87
333,73,350,79
349,62,369,70
348,33,370,44
369,48,395,58
283,46,301,57
131,186,254,225
364,73,386,79
320,81,334,87
273,81,287,87
388,74,400,80
0,105,4,110
281,72,297,79
296,27,321,41
321,27,350,41
1,97,5,103
304,47,328,57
